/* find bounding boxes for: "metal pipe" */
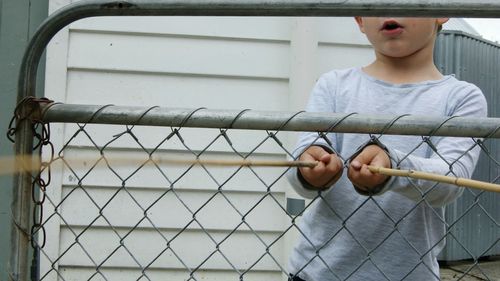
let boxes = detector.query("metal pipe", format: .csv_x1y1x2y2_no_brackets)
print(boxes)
41,103,500,138
10,122,34,281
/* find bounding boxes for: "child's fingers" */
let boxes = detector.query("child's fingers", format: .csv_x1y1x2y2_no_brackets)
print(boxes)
299,149,319,163
303,146,331,163
324,154,344,184
320,153,333,164
325,154,342,171
371,150,391,168
348,165,376,191
348,145,390,190
350,145,378,169
301,156,328,178
299,149,326,179
309,154,343,187
298,147,343,188
349,161,380,179
361,164,387,183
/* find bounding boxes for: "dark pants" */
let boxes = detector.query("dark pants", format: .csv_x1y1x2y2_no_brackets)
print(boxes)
289,274,306,281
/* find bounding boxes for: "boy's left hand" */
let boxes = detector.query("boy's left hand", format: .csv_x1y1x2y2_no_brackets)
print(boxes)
348,145,391,192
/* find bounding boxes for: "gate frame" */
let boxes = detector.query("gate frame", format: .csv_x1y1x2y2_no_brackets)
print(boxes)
12,1,500,280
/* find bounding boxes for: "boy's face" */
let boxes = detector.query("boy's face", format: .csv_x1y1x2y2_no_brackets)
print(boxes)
354,17,449,58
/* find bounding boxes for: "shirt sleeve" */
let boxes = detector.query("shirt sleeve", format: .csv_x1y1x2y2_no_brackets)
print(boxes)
381,84,488,207
286,73,338,199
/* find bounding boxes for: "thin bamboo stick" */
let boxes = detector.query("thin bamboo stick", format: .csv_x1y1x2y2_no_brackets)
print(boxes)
3,155,499,193
157,158,318,168
0,154,41,177
0,154,318,176
368,165,500,193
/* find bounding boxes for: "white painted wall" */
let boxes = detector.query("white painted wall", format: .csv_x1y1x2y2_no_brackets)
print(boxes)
42,1,374,280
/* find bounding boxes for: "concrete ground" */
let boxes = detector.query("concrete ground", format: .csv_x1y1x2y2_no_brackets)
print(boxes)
440,258,500,281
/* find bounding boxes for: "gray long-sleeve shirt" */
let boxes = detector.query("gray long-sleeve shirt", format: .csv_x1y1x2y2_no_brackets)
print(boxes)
287,67,487,281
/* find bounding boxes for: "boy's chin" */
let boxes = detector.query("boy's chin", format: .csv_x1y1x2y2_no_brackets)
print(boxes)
378,46,420,59
379,50,412,59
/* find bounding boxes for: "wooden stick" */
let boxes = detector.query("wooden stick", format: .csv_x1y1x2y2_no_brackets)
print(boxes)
212,159,318,167
157,158,319,168
0,154,41,177
0,154,318,176
3,155,499,193
368,165,500,193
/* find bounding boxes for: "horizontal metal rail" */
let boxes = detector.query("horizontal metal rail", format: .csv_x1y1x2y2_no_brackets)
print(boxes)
41,103,500,138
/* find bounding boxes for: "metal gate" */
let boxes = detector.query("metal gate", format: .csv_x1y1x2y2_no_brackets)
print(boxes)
9,1,500,280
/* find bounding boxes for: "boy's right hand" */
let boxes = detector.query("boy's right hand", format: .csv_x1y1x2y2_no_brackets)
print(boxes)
298,146,344,190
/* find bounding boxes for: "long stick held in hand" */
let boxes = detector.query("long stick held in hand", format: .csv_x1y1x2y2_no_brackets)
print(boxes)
0,154,317,177
2,154,500,193
368,165,500,193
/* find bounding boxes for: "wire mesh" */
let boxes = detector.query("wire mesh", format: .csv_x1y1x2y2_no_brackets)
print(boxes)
15,104,497,281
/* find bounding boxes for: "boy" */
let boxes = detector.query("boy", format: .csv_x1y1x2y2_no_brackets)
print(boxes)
287,17,487,281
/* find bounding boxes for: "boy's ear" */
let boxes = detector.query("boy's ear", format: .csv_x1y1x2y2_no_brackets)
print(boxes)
436,18,449,26
354,17,365,33
436,18,449,32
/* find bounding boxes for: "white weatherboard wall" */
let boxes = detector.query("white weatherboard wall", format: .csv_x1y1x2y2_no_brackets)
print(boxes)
42,1,374,280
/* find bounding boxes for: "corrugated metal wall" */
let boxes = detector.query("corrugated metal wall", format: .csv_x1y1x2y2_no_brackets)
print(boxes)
435,30,500,261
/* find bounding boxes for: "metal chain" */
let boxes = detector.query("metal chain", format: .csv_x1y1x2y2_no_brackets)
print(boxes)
7,97,55,251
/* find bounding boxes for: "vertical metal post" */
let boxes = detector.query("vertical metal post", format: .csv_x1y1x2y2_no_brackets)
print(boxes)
10,118,34,281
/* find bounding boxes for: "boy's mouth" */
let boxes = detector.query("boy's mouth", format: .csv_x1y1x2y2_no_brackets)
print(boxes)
381,21,403,31
381,20,404,35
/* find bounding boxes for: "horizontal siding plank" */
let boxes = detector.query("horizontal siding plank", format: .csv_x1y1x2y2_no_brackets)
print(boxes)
67,30,290,79
57,266,285,281
70,16,292,42
59,186,287,231
66,69,289,110
317,17,371,45
60,148,291,192
60,124,294,154
58,227,285,271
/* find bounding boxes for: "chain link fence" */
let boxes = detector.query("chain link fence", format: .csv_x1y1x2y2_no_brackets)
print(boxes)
7,101,499,280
